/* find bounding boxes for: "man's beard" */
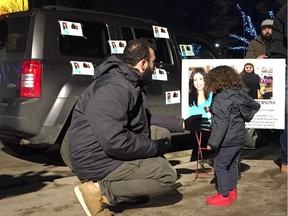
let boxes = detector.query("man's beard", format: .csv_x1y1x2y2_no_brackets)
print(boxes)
262,33,272,42
142,65,154,85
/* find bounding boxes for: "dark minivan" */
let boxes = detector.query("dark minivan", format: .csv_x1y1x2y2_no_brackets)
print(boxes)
0,6,217,167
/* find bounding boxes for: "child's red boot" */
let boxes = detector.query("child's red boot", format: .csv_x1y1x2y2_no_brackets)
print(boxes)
206,193,231,206
229,189,237,200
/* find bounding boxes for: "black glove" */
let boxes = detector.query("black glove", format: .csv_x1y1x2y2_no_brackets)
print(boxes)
156,138,172,156
184,115,210,132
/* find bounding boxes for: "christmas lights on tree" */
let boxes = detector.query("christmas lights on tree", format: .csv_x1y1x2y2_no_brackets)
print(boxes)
229,3,275,53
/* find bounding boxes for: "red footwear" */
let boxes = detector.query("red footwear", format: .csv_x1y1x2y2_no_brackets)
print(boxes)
229,189,237,200
206,193,231,206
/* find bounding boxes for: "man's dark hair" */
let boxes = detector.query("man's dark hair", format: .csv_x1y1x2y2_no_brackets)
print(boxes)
122,39,151,66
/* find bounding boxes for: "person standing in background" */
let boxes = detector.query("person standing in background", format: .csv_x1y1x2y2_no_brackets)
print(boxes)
244,19,274,149
269,3,287,173
245,19,273,59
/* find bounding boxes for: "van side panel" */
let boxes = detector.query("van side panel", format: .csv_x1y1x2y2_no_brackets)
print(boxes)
0,7,218,148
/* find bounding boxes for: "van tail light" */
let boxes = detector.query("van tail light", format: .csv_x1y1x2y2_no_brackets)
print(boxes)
20,60,42,98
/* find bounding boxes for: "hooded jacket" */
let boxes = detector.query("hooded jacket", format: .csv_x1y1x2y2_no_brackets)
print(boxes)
69,55,160,182
208,88,260,149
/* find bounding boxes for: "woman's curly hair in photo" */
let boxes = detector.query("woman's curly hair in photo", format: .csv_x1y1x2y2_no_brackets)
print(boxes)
205,65,245,92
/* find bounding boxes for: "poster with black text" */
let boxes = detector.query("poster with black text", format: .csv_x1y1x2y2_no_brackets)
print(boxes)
181,59,286,129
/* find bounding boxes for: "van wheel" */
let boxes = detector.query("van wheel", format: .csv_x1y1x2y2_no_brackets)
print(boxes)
60,128,74,171
1,141,48,156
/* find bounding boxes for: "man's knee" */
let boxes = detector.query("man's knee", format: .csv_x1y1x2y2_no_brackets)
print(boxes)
156,157,177,183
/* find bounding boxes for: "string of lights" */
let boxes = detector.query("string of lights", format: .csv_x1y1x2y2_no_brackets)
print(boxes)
229,3,275,52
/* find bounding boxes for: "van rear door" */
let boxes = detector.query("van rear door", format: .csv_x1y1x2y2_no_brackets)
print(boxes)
0,14,31,102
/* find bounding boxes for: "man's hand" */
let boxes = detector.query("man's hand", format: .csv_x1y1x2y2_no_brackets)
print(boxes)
206,144,217,150
184,115,210,132
156,138,172,156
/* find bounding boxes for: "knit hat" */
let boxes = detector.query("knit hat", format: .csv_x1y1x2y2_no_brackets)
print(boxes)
260,19,273,28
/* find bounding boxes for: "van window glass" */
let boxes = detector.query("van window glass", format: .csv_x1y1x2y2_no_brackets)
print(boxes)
174,34,216,59
0,17,30,53
59,21,109,58
121,27,172,64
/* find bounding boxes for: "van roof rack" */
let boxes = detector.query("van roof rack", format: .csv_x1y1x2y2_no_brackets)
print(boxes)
43,5,157,24
43,5,84,12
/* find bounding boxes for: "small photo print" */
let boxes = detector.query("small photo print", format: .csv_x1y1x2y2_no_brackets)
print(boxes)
179,44,195,57
108,40,127,54
152,68,168,81
70,61,94,75
152,25,169,39
59,21,83,37
166,90,181,104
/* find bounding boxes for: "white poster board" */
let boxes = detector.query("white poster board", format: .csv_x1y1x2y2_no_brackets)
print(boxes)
181,59,286,129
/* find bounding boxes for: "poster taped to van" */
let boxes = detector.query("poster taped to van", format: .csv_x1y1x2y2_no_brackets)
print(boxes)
181,59,286,129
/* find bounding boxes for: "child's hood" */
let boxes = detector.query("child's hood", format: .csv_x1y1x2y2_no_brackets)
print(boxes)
224,88,261,122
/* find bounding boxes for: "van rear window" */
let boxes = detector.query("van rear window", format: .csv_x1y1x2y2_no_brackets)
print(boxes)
0,17,30,53
58,20,109,58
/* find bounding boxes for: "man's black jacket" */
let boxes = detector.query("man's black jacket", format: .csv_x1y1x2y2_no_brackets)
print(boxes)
69,55,183,182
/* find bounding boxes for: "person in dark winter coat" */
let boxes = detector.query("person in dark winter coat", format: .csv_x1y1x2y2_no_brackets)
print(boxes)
269,4,287,61
204,65,260,206
245,19,273,59
269,3,287,173
69,39,208,216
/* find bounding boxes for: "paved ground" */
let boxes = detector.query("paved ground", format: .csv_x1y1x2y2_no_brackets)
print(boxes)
0,140,287,216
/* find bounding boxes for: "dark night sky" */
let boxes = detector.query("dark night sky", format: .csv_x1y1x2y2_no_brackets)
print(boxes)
31,0,286,57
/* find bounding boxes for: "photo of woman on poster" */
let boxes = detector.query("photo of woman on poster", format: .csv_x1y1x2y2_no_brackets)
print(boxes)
188,67,212,123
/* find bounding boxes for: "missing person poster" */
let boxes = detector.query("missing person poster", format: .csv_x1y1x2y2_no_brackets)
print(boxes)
181,59,286,129
108,40,127,54
59,21,83,37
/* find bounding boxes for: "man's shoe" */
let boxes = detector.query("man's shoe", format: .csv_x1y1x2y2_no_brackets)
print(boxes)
206,193,231,206
229,189,237,200
74,181,113,216
281,164,288,173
